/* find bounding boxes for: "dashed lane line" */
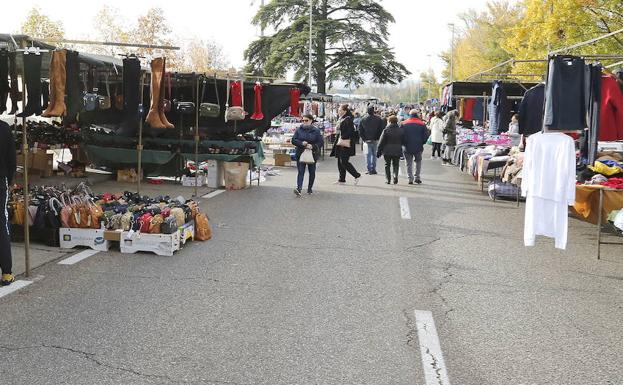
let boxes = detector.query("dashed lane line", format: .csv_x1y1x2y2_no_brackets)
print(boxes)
58,250,100,265
400,197,411,219
414,310,451,385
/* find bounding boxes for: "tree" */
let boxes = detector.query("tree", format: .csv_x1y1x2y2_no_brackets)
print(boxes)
130,7,174,57
244,0,409,93
20,7,65,41
181,38,229,73
91,5,131,56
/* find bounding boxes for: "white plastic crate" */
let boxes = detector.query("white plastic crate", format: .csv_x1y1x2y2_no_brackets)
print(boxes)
59,228,110,251
179,221,195,246
120,231,181,257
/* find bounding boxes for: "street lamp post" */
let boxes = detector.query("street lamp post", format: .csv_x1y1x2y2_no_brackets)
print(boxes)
448,23,455,82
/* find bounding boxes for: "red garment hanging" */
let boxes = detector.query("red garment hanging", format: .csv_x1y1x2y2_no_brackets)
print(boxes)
463,98,475,121
290,88,301,117
251,82,264,120
230,80,243,107
600,74,623,141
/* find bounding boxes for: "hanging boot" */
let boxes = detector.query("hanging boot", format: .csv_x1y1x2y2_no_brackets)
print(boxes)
0,50,9,114
157,57,174,129
8,51,21,115
41,81,49,110
42,50,67,117
64,50,82,122
145,57,166,129
17,52,43,117
116,57,141,137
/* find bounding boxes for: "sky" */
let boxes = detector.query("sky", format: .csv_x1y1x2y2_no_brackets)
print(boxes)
1,0,494,83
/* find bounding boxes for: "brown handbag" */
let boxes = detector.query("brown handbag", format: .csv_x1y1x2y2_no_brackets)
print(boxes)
10,200,25,226
149,214,164,234
194,213,212,241
87,200,104,229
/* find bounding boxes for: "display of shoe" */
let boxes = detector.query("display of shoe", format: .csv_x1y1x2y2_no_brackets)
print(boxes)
294,188,302,197
1,274,15,286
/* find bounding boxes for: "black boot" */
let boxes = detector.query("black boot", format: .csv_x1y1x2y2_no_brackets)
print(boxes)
63,50,82,122
16,53,43,117
8,51,20,115
41,80,49,110
116,57,141,137
0,50,9,114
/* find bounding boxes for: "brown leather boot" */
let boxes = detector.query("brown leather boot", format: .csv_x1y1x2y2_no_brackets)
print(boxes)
145,58,166,129
42,50,67,117
158,57,174,129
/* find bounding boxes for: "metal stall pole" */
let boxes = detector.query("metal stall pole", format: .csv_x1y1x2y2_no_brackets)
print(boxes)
194,75,200,198
137,72,146,195
597,188,604,260
20,55,31,277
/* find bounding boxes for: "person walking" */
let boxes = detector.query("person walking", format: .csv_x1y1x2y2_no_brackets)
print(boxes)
0,120,16,286
442,110,458,166
358,106,386,175
429,111,445,159
401,109,430,184
331,104,362,184
292,114,324,196
376,115,405,184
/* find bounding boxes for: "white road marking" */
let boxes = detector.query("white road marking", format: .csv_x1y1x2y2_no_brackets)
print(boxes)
202,190,225,199
58,250,100,265
0,280,33,298
414,310,451,385
399,197,411,219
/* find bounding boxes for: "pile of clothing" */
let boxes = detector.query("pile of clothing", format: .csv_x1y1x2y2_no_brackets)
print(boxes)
579,152,623,189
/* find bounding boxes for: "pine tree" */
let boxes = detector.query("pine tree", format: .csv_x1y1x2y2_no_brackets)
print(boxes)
245,0,409,93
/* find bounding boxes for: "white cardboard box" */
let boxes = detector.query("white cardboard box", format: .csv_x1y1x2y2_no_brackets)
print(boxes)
207,160,224,188
59,228,110,251
181,175,207,187
120,231,181,257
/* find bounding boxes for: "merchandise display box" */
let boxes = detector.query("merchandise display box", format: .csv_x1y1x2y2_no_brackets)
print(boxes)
223,162,250,190
207,160,224,188
120,231,182,257
181,175,207,187
179,221,195,246
59,228,110,251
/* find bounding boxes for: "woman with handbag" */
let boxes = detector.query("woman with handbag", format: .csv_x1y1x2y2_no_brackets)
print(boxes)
291,114,324,196
330,104,362,184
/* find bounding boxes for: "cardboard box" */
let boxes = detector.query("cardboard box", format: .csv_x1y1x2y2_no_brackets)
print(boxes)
223,162,249,190
181,175,207,187
120,231,181,257
104,230,122,242
17,152,54,177
117,169,142,183
206,160,224,188
59,228,110,251
274,153,292,167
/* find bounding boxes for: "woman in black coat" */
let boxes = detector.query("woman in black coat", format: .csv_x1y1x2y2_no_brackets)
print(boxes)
376,115,405,184
330,104,362,184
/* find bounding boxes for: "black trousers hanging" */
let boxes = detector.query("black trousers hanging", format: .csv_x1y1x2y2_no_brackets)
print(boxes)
0,178,12,275
8,52,20,114
0,50,9,114
64,50,82,120
16,53,43,117
117,57,141,137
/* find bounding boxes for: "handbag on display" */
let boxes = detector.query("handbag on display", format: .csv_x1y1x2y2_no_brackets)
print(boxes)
121,212,133,231
139,213,153,233
161,216,178,234
83,93,99,112
87,199,104,229
60,195,73,228
99,73,112,110
200,76,221,118
149,214,164,234
177,101,195,115
225,78,245,122
33,203,47,230
170,208,185,228
194,213,212,241
45,197,63,229
299,148,315,164
161,72,172,112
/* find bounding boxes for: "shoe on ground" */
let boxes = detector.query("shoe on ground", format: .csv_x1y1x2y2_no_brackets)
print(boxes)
1,274,15,286
307,190,313,195
386,180,391,185
365,171,370,175
354,177,360,185
370,170,378,175
294,188,302,197
408,181,414,185
415,179,422,184
393,177,398,185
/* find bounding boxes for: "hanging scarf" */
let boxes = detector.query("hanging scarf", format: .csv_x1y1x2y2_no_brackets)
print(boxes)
290,87,301,117
230,80,243,107
251,82,264,120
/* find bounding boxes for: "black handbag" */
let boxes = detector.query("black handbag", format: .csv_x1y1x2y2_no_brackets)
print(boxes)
161,216,178,234
177,101,195,115
200,76,220,118
45,197,63,229
33,202,47,230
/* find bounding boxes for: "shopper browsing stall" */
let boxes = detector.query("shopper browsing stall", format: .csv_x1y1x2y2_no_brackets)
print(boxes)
292,114,324,196
442,110,459,166
331,104,362,185
0,121,16,286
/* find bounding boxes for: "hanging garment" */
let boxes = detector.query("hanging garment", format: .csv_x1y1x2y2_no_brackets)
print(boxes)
599,73,623,141
584,64,602,165
458,98,465,119
488,81,511,134
116,57,141,137
472,98,484,122
0,50,8,114
318,102,325,117
290,87,301,117
518,83,545,136
521,132,576,250
250,82,264,120
544,56,587,130
16,52,43,117
230,80,243,107
64,50,82,120
463,98,475,121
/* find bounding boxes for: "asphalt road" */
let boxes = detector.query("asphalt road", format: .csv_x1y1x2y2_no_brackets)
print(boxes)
1,151,622,385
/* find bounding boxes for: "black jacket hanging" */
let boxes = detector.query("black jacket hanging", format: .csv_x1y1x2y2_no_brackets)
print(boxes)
518,83,545,136
544,56,587,130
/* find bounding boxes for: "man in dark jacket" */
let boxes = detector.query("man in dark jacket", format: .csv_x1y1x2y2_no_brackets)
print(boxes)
358,106,385,175
401,109,430,184
0,120,16,286
376,115,405,184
